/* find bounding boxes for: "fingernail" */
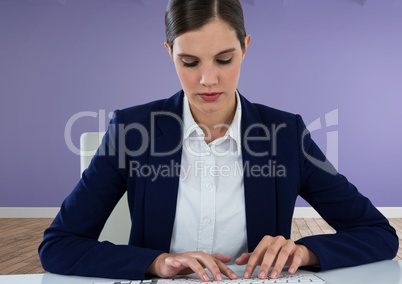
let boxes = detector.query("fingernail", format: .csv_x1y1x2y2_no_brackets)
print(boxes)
216,273,222,281
270,271,278,279
244,272,250,278
258,271,266,279
202,275,210,282
230,273,238,279
289,267,296,274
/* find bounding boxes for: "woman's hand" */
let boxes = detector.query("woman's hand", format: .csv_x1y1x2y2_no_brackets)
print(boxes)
146,251,238,281
235,236,319,279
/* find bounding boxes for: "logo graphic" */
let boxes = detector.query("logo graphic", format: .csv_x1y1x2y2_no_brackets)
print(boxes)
302,109,339,176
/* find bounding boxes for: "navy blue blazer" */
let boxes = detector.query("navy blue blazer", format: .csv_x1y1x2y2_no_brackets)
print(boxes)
39,91,398,280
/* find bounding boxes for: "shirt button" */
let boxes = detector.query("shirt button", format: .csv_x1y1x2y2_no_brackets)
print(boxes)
205,183,213,190
204,217,211,224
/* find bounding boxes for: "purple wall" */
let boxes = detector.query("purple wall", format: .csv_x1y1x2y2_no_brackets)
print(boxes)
1,0,401,207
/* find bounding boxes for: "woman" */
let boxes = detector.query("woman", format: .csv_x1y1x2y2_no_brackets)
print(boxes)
39,0,398,281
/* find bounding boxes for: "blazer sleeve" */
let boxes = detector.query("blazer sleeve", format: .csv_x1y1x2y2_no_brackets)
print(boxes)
38,110,163,280
293,114,398,270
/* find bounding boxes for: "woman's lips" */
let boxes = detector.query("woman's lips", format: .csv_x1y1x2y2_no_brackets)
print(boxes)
199,92,222,102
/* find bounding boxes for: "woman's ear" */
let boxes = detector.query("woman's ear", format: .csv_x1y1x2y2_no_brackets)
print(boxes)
242,35,251,59
164,42,174,60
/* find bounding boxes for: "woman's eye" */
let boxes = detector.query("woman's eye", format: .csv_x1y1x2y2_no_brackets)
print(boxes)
217,58,232,65
182,60,199,67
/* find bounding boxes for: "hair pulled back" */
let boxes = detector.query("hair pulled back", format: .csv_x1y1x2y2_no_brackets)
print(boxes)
165,0,247,51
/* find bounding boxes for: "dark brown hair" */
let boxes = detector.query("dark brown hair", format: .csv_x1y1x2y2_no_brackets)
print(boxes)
165,0,247,51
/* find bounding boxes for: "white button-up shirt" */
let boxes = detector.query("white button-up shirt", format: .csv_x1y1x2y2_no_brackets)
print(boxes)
169,92,248,261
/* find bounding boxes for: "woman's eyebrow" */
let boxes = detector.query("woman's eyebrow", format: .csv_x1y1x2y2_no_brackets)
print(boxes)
215,48,236,56
177,48,237,59
177,53,198,59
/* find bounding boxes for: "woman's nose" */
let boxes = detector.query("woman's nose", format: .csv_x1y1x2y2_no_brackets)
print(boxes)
200,66,218,87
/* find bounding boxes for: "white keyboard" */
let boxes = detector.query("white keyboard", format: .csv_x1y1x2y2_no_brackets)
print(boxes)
90,274,325,284
157,274,325,283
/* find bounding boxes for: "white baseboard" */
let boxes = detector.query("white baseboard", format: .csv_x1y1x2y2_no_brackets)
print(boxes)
0,207,60,218
375,207,402,218
293,207,323,218
0,207,401,218
293,207,402,218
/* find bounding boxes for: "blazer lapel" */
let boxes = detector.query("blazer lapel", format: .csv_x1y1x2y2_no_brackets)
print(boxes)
143,91,184,252
239,94,278,252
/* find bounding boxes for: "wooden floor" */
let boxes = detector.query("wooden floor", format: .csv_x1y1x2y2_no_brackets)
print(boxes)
0,218,401,275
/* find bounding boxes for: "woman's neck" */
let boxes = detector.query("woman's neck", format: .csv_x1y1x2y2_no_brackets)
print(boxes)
190,100,237,143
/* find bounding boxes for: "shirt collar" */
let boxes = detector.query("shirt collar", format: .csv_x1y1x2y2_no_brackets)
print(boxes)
182,91,242,149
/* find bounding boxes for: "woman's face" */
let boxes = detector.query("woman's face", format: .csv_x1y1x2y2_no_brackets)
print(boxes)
165,18,250,122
